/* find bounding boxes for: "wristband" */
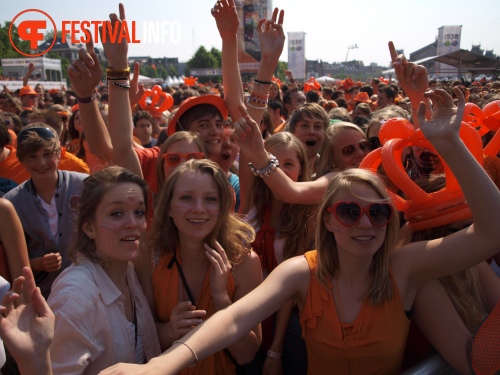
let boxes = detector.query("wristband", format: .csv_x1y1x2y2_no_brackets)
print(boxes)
267,350,282,360
254,78,272,85
106,67,131,79
76,92,96,104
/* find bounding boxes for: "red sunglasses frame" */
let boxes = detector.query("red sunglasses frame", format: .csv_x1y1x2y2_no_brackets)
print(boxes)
162,152,204,166
341,140,371,156
326,201,394,227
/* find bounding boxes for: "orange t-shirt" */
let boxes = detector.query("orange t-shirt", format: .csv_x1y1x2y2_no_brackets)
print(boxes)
300,251,410,375
8,129,17,147
135,146,160,193
0,146,30,194
152,252,237,375
58,147,90,174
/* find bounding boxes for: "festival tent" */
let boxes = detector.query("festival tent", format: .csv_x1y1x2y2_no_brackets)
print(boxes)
130,74,157,85
316,76,340,84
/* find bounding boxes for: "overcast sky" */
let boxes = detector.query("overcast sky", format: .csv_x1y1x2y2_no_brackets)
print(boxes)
4,0,500,67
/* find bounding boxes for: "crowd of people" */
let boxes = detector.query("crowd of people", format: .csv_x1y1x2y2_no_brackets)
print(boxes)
0,1,499,374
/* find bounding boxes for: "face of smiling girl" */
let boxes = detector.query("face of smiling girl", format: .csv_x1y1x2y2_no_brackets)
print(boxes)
168,171,220,244
85,182,147,264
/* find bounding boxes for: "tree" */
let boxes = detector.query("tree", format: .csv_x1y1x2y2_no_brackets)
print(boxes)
142,65,158,78
276,61,288,81
0,22,31,75
166,64,178,77
156,65,168,79
210,47,222,68
185,46,219,75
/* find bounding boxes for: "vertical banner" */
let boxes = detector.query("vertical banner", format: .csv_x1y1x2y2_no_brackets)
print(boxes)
437,25,462,55
236,0,272,72
288,32,306,80
436,25,462,77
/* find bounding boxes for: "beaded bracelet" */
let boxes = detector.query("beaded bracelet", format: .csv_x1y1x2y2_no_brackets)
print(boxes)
248,154,279,178
246,98,268,111
248,96,268,105
110,80,131,90
250,91,269,100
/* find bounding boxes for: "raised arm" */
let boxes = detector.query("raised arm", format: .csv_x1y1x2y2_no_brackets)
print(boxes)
68,39,113,162
234,111,333,206
0,198,29,280
389,41,432,128
213,3,284,213
284,70,298,90
99,255,309,375
400,87,500,283
23,62,35,87
101,4,142,177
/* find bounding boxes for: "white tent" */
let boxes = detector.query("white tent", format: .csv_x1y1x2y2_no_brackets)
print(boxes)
130,73,156,84
316,76,339,84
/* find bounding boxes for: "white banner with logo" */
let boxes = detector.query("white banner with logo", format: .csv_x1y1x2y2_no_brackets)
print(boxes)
437,25,462,55
288,32,305,80
436,25,462,77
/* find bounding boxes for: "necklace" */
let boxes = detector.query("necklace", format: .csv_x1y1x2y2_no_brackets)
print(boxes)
334,281,366,375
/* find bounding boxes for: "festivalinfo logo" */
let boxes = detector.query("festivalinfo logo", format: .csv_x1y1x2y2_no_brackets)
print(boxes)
9,9,181,57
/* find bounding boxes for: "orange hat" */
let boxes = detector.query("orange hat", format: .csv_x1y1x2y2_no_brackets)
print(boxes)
20,86,37,97
354,92,372,103
341,77,354,91
71,104,79,112
167,95,228,136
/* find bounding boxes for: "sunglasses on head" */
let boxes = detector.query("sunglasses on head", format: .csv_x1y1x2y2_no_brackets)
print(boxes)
162,152,203,166
341,140,371,156
326,201,393,227
17,127,55,145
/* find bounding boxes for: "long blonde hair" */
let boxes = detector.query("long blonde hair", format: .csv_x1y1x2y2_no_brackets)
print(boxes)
315,122,367,178
147,159,254,265
250,132,316,259
315,169,399,305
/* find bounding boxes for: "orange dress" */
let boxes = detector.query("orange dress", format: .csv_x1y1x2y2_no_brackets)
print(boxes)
300,251,410,375
152,252,237,375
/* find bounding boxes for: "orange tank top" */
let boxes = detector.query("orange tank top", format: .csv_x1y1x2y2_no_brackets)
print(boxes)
300,250,410,375
152,252,237,375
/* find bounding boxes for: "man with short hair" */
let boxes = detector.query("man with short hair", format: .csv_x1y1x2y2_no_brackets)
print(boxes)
268,99,285,131
282,88,306,119
377,86,396,109
20,86,38,111
133,110,157,148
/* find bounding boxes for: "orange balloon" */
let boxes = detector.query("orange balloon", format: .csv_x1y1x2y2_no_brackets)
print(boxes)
360,121,484,231
463,102,488,136
482,100,500,131
139,85,173,116
378,117,414,145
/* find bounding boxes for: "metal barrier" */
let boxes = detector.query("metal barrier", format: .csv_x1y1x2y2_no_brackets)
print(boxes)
401,354,460,375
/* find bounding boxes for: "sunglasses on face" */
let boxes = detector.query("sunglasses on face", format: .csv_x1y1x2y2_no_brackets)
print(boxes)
341,140,371,156
162,152,203,166
326,201,393,227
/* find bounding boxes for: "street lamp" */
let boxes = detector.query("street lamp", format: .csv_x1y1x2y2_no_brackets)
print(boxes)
344,44,359,76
